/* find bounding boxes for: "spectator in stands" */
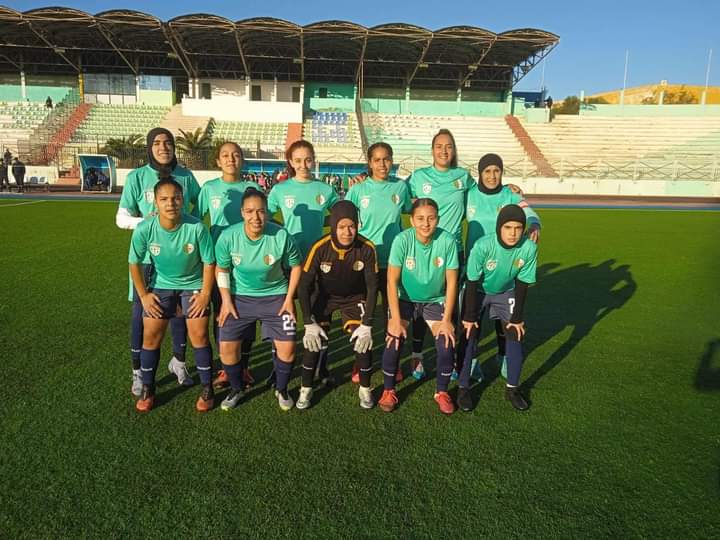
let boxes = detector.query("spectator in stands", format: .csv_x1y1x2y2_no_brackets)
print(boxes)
0,158,8,191
45,96,53,109
4,148,11,164
11,157,25,193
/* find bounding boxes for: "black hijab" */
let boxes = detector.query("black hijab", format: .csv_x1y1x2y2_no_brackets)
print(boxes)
329,200,359,248
477,153,504,195
146,127,178,172
496,204,526,249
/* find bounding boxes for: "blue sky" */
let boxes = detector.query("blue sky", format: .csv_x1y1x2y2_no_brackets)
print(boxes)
12,0,720,98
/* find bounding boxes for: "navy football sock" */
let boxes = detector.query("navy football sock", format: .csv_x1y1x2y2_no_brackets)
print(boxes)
435,338,455,392
222,362,243,391
302,350,320,387
194,346,213,385
356,351,372,387
495,320,507,357
274,356,293,392
240,339,252,370
506,339,523,387
130,300,143,370
170,317,187,361
382,339,403,389
140,348,160,385
411,317,426,354
458,329,478,389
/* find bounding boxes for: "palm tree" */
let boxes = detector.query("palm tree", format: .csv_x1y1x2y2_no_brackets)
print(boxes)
101,134,145,168
176,127,212,169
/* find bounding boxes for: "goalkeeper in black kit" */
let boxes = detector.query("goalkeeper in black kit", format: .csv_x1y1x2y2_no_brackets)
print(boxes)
297,200,379,410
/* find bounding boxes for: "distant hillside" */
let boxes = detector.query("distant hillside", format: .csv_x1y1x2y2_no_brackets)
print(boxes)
586,83,720,105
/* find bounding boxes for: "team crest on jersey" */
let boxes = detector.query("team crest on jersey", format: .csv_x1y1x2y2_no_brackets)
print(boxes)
284,196,295,209
353,261,364,271
485,259,497,271
316,194,326,205
150,243,161,256
405,257,416,270
183,243,194,254
264,254,276,266
467,206,476,218
361,196,370,209
422,183,432,195
434,257,444,268
232,253,242,266
144,190,154,203
391,194,400,205
514,258,525,269
211,197,222,209
320,262,332,273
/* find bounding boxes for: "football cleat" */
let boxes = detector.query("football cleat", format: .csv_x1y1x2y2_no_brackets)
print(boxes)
135,384,155,413
505,386,529,411
168,357,194,387
196,384,214,413
433,391,456,415
275,388,294,411
220,388,244,411
296,387,313,410
378,389,399,412
213,369,229,389
358,386,374,409
131,369,143,397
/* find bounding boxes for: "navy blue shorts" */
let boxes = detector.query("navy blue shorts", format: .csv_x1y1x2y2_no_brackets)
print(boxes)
477,290,515,322
313,294,366,335
145,288,209,319
212,285,255,340
399,300,446,326
219,294,296,342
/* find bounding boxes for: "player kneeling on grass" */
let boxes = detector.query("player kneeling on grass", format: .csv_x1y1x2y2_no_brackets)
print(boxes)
379,198,459,415
129,177,216,413
458,204,538,412
215,188,302,412
297,200,379,410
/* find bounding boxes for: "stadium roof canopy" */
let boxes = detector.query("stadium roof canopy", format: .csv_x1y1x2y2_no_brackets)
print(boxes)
0,6,559,90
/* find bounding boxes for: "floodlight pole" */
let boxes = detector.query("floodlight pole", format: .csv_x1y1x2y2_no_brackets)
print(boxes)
620,49,629,106
702,48,713,106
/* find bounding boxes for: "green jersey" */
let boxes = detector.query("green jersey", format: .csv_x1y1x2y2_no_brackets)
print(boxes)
119,163,200,218
197,178,262,242
465,185,542,254
345,176,412,268
215,222,302,297
128,214,215,290
466,235,537,295
407,166,473,252
267,178,338,258
387,228,459,304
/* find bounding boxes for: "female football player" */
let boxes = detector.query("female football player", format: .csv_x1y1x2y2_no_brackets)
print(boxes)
215,188,302,411
297,200,379,409
197,142,261,390
378,198,459,415
116,128,201,396
129,176,215,413
459,204,538,412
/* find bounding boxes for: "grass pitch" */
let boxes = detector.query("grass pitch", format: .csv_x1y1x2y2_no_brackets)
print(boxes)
0,200,718,538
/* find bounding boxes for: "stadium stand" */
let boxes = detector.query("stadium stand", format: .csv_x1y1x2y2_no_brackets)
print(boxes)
303,111,364,162
363,113,529,175
211,121,288,156
0,102,52,155
523,115,720,164
71,104,170,144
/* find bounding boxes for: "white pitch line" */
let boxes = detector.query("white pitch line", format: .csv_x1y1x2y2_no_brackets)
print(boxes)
0,200,45,208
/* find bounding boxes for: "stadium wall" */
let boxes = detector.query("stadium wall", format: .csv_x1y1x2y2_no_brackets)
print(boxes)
360,97,509,116
0,74,74,103
182,98,302,122
580,104,720,117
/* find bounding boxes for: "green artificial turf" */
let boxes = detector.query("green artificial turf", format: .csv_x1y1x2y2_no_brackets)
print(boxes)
0,201,718,538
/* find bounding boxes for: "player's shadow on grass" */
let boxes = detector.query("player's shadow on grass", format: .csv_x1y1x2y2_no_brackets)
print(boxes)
694,339,720,391
518,259,637,397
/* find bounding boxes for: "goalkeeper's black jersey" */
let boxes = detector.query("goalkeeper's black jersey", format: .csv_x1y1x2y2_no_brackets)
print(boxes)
298,234,379,326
